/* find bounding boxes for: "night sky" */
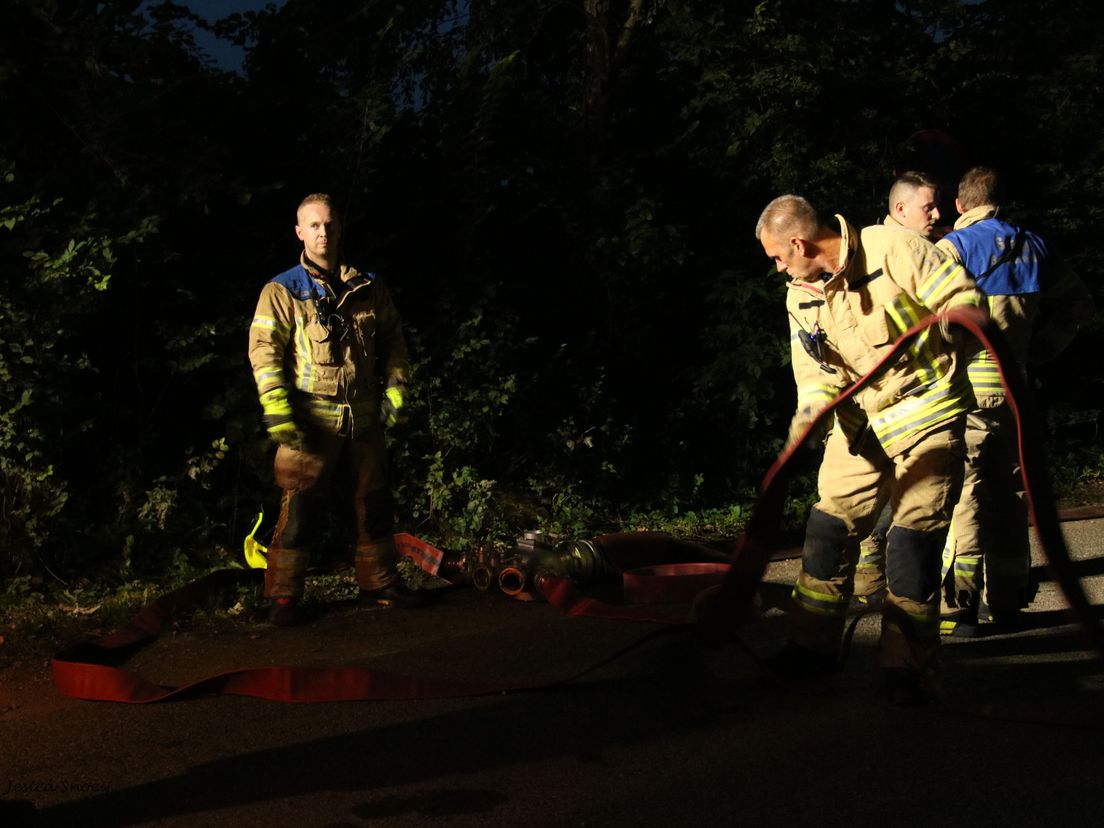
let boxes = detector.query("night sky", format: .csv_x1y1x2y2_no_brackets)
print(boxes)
180,0,288,70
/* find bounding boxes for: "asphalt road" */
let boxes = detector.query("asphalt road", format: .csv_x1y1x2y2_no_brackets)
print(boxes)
3,517,1104,827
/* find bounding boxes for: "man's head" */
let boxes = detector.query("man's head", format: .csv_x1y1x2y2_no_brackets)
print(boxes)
956,166,1001,213
755,195,834,282
888,171,940,238
295,193,341,269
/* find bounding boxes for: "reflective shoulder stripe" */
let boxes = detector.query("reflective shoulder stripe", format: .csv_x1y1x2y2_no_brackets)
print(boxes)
918,258,965,305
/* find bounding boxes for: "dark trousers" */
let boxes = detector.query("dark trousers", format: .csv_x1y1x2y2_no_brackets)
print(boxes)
265,428,396,598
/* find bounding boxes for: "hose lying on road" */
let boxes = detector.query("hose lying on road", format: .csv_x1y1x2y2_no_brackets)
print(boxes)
51,307,1104,704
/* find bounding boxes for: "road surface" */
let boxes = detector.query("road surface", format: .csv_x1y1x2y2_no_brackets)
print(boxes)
3,517,1104,826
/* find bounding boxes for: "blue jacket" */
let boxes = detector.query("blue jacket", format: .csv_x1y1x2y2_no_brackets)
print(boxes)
942,211,1046,296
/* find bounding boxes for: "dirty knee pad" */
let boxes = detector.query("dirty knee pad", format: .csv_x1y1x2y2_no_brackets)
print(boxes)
886,526,945,601
803,508,851,581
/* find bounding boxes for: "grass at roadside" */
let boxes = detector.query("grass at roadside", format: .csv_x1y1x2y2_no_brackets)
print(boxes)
4,476,1103,676
0,555,453,673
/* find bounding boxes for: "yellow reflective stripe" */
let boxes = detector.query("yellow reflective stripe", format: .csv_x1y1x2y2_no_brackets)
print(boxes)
253,366,285,394
885,294,941,385
293,318,315,393
797,384,837,410
251,313,292,395
251,314,290,337
967,356,1003,395
304,399,343,430
917,348,940,378
952,555,982,577
302,398,376,432
908,330,940,387
870,372,970,448
792,582,849,617
918,259,966,305
944,290,984,310
941,540,954,579
259,387,292,415
886,294,923,330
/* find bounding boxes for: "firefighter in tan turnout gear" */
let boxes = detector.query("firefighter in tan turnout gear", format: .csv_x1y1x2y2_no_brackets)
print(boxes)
937,167,1093,634
248,193,431,626
756,194,986,704
853,170,948,605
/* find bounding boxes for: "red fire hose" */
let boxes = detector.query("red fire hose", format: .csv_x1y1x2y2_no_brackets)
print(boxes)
51,307,1104,703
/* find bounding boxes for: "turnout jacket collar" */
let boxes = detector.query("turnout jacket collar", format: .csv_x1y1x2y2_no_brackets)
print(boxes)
796,213,860,292
274,255,379,306
883,213,907,231
833,213,859,281
952,204,998,231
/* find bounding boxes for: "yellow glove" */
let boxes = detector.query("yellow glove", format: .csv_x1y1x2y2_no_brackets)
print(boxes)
260,387,302,447
380,386,405,427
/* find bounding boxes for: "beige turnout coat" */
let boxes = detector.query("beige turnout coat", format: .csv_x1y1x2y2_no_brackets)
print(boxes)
786,216,984,454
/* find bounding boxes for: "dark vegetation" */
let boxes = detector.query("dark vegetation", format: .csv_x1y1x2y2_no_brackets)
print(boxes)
1,0,1102,607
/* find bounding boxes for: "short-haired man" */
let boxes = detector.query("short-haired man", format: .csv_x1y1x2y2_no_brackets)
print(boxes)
937,167,1092,633
248,193,430,625
853,171,947,606
885,171,942,238
756,195,985,703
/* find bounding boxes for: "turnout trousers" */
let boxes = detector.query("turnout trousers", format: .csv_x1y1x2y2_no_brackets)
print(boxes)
942,405,1032,612
265,427,398,599
789,418,967,672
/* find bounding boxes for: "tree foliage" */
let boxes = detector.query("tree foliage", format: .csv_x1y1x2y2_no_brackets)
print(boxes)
0,0,1101,583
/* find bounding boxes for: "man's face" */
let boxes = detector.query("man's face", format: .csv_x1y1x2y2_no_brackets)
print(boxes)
760,229,821,282
898,186,941,238
295,201,340,263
